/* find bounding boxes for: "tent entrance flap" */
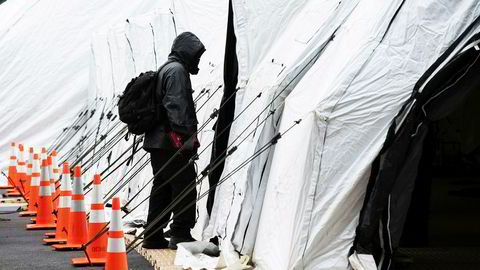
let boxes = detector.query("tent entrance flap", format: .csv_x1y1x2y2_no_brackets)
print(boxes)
208,0,238,217
353,28,480,270
398,89,480,267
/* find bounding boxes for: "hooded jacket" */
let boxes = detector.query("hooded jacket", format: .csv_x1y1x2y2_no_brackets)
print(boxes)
143,32,205,152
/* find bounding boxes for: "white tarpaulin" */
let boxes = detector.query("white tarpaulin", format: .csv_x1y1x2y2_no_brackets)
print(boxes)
207,0,480,269
0,0,171,171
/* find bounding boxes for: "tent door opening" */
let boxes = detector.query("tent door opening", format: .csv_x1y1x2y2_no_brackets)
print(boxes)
396,88,480,269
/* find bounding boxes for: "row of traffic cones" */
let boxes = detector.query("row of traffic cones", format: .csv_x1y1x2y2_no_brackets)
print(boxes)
0,143,51,200
4,142,129,269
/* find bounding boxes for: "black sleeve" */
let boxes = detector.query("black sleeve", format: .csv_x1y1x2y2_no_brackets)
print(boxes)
161,67,198,136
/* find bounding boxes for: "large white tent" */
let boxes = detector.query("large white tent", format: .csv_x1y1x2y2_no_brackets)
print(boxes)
1,0,479,269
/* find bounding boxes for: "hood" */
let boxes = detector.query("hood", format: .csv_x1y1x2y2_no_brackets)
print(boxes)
169,32,206,74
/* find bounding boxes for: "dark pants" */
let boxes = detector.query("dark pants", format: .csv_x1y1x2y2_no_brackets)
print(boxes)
145,149,196,240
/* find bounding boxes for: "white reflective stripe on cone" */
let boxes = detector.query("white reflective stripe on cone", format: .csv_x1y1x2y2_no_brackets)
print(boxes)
72,176,83,195
71,199,86,212
59,196,71,208
89,209,106,223
60,180,70,191
9,158,16,166
107,238,126,252
10,145,16,157
33,160,40,173
41,166,49,182
110,210,122,231
27,166,32,175
62,174,72,191
91,186,103,204
31,176,40,186
48,165,54,180
52,156,58,170
39,185,52,196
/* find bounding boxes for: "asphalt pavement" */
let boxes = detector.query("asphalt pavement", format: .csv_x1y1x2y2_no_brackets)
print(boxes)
0,212,152,270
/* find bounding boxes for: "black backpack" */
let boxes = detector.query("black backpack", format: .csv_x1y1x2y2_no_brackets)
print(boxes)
118,70,161,135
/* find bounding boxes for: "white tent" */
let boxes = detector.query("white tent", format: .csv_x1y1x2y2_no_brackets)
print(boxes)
207,0,480,269
1,0,479,269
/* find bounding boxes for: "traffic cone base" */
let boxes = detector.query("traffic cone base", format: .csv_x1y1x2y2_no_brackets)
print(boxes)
52,243,82,250
26,223,56,230
71,257,106,265
44,232,56,237
0,185,14,189
43,237,66,244
19,210,36,217
6,191,22,197
31,217,57,222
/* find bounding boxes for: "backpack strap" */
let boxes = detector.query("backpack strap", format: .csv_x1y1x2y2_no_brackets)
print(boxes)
153,59,176,121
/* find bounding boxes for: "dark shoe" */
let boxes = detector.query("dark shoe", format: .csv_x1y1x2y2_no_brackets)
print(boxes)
209,236,219,246
142,238,169,249
168,235,195,250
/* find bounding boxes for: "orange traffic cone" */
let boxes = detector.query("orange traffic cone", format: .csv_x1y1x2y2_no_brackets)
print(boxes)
0,143,16,190
41,147,47,160
17,144,27,194
30,150,57,223
44,162,72,243
26,159,56,230
8,144,25,196
47,156,57,212
51,150,61,207
26,147,34,196
19,153,40,217
72,174,108,265
105,197,128,270
53,166,88,250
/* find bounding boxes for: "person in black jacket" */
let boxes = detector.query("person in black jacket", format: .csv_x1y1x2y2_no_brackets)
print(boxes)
143,32,205,249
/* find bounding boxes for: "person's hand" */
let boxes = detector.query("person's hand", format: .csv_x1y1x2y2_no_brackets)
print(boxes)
170,131,200,153
170,132,184,149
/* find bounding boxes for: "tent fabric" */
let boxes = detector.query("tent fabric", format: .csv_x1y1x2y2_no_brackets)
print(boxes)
258,2,480,269
206,0,239,222
206,0,480,269
231,0,362,257
0,0,228,225
353,25,480,270
206,0,362,250
0,0,171,172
